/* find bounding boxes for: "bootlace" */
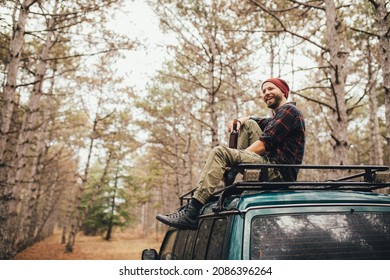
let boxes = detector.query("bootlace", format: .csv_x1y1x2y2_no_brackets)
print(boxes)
167,206,189,219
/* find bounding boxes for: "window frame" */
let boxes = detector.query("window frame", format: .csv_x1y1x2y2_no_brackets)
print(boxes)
161,215,231,260
243,204,390,260
159,229,178,260
191,216,230,260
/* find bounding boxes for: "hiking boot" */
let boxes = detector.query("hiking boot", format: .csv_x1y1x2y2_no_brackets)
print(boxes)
156,203,200,230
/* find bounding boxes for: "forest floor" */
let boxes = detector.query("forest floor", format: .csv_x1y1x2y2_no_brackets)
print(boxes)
15,229,163,260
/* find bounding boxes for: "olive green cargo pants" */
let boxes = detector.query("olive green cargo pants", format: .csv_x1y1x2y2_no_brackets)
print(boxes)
193,120,282,204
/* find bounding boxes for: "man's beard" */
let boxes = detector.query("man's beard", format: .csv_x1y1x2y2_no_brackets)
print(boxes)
266,94,282,109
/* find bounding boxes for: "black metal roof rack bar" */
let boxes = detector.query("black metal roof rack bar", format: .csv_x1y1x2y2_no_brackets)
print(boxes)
179,188,196,206
232,181,390,189
232,164,388,170
217,164,390,211
178,164,390,209
228,164,388,183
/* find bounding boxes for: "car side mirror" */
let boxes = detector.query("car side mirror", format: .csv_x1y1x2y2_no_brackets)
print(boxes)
142,249,158,260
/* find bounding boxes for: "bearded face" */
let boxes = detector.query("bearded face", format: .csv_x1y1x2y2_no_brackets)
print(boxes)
262,82,285,110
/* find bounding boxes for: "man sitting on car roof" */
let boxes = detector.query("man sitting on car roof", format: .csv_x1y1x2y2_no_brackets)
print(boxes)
156,77,306,230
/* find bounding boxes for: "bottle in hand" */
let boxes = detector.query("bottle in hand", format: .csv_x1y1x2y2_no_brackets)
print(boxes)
229,119,239,149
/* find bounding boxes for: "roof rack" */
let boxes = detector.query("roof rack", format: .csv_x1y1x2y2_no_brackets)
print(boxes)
179,164,390,207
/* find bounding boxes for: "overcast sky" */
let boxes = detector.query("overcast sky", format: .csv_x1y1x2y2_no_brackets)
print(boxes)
110,1,174,92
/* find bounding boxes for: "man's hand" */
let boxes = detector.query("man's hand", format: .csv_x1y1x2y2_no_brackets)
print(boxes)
227,116,250,132
227,119,241,133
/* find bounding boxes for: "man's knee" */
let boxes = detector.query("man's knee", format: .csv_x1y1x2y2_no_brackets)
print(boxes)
211,145,237,157
211,145,223,152
210,145,228,156
208,146,237,166
245,119,258,126
243,119,260,132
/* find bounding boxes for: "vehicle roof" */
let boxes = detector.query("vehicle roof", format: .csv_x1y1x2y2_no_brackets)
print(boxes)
181,164,390,216
202,190,390,215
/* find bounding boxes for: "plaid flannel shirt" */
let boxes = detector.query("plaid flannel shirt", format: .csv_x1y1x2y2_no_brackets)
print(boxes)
252,102,305,181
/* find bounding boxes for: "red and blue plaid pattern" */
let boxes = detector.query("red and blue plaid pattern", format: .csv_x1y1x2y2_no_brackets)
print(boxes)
253,102,305,181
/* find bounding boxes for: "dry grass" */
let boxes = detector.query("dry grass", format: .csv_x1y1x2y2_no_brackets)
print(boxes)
15,229,163,260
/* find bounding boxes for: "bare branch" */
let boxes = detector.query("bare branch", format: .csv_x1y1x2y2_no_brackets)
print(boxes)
249,0,328,51
189,112,213,131
289,0,325,10
350,27,379,38
45,47,130,61
292,88,336,112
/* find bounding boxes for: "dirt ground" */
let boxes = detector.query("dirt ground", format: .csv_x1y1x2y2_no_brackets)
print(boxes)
15,230,163,260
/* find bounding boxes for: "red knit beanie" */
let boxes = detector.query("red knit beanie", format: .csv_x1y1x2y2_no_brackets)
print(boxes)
262,78,290,99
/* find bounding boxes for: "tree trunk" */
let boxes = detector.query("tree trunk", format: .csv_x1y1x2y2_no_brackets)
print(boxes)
65,135,95,252
61,184,77,245
141,201,147,238
205,29,221,148
105,189,117,241
12,0,58,251
324,0,349,165
366,37,384,165
183,133,193,192
0,0,37,260
34,181,56,242
374,0,390,165
105,167,120,241
0,0,37,160
172,101,182,196
18,136,45,249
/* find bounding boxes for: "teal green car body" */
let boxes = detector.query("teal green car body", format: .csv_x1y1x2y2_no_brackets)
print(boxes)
212,190,390,259
142,165,390,260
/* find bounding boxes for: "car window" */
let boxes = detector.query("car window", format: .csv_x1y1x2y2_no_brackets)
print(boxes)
192,219,213,260
206,218,227,259
251,212,390,260
182,230,197,260
190,218,228,260
172,230,189,259
159,230,178,260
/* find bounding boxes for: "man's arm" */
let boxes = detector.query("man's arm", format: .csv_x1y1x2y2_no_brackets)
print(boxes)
245,140,267,155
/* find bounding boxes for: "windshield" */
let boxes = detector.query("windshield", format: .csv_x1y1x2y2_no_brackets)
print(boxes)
251,212,390,259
